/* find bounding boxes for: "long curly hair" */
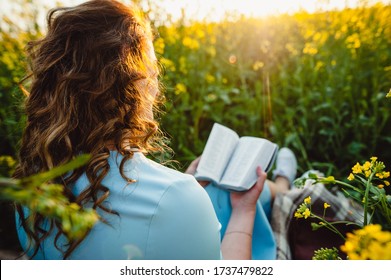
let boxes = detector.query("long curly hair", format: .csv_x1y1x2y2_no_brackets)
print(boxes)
14,0,167,259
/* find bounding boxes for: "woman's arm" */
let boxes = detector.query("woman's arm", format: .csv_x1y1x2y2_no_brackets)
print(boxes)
221,166,266,259
186,159,267,260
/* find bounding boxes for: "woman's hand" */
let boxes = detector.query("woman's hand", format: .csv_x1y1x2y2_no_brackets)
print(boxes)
184,156,209,187
221,167,266,260
184,156,201,175
230,166,266,212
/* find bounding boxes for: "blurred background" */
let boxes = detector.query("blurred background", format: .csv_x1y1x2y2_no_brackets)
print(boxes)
1,0,391,257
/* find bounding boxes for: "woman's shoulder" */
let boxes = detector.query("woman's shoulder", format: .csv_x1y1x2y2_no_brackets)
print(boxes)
116,151,199,189
72,151,201,197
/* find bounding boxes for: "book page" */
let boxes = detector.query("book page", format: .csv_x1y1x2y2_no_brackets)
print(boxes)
220,137,278,191
195,123,239,183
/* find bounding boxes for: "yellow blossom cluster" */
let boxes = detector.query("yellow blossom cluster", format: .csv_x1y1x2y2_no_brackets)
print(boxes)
182,36,200,50
341,224,391,260
174,83,187,95
294,196,312,219
294,196,333,222
347,156,390,188
302,43,318,55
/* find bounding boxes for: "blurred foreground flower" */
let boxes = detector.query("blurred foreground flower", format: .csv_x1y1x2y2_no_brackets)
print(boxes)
0,154,99,240
341,224,391,260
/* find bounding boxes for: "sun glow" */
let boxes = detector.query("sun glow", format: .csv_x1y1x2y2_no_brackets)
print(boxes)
1,0,390,24
158,0,390,21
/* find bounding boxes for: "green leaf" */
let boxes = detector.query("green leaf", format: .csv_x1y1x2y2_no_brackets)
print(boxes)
21,154,91,187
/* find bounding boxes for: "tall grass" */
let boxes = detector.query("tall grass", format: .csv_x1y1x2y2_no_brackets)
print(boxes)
157,4,391,176
0,2,390,178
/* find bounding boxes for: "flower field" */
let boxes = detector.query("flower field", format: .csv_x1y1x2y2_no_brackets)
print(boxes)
0,1,390,178
0,0,391,261
156,3,391,176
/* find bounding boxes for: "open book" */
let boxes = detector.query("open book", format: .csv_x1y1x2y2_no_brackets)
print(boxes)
194,123,278,191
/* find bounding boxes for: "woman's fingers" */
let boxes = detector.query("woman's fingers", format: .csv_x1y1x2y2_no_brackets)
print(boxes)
184,156,201,175
184,156,210,187
230,166,267,210
254,166,267,193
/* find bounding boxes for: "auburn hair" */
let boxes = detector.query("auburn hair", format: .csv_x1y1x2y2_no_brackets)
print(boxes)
14,0,167,259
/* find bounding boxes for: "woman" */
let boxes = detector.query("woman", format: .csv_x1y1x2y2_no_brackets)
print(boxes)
186,147,297,260
14,0,266,260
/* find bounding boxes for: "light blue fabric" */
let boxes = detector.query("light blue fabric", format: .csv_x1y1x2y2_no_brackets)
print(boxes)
16,151,222,260
259,181,272,221
205,182,276,260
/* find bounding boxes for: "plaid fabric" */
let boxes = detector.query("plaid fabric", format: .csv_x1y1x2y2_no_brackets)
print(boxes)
271,179,363,259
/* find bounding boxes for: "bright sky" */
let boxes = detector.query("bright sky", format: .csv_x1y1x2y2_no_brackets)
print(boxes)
155,0,391,20
1,0,390,23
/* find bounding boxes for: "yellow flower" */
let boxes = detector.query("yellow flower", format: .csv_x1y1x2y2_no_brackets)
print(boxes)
376,173,384,179
303,43,318,55
315,61,324,71
294,212,303,218
384,171,390,179
373,231,391,243
324,202,331,209
365,170,371,178
160,57,176,72
370,156,378,162
182,36,200,50
363,224,382,234
378,184,384,189
368,242,386,260
252,61,264,71
341,240,355,252
303,208,311,219
352,163,362,174
205,74,215,84
179,56,188,74
385,181,390,186
304,196,311,205
174,83,187,95
387,88,391,98
347,173,355,181
153,37,165,55
346,33,361,49
341,224,391,260
362,161,371,171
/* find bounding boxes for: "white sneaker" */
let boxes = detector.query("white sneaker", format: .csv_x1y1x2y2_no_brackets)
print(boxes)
272,147,297,184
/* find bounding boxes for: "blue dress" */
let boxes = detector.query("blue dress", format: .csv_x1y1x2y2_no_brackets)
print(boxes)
16,151,276,259
16,152,222,259
205,181,276,259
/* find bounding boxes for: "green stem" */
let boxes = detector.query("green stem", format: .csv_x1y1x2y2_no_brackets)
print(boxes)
326,220,362,228
334,179,363,193
312,214,346,241
363,173,374,226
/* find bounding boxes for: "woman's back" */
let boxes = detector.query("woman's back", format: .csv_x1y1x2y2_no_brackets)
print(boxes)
16,151,222,259
14,0,269,260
